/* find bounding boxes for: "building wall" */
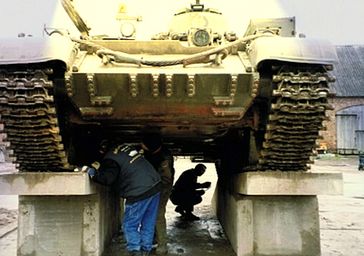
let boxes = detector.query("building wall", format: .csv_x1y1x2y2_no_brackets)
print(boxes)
320,97,364,151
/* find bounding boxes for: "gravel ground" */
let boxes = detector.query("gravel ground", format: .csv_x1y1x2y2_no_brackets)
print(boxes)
0,156,364,256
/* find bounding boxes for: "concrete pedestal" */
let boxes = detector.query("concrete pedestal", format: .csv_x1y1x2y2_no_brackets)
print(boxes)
212,171,343,256
0,172,119,256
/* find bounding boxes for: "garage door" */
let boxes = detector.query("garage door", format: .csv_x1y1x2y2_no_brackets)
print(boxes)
336,114,358,154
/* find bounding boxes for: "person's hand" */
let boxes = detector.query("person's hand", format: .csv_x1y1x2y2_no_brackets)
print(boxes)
73,166,88,172
202,181,211,188
196,190,205,196
86,167,96,179
74,166,96,178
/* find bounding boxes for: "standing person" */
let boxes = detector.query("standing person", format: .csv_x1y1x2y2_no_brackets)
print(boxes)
87,143,161,256
170,163,211,221
141,132,174,255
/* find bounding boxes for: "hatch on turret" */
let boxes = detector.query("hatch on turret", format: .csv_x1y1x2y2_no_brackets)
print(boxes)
152,1,236,46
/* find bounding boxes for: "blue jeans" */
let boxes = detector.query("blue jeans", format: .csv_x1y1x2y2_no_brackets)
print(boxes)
123,193,160,252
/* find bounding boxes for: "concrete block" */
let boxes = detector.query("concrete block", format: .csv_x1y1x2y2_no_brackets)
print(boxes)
17,196,83,256
17,192,119,256
0,172,99,195
253,196,320,256
212,189,254,255
0,171,120,255
234,171,343,195
213,185,321,256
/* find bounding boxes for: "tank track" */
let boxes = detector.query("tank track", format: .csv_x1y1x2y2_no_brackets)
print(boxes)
0,69,69,171
259,65,333,171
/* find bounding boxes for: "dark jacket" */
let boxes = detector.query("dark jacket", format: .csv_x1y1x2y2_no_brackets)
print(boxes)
90,144,161,204
143,147,175,188
173,168,204,193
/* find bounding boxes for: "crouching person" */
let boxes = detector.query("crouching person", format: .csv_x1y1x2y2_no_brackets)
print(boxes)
87,143,161,256
170,164,211,221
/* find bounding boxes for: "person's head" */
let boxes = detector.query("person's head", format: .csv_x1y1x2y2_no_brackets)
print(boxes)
141,132,162,154
98,139,115,155
94,139,114,161
194,163,207,176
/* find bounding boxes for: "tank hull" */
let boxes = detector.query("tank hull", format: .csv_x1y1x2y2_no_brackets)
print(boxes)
0,5,337,172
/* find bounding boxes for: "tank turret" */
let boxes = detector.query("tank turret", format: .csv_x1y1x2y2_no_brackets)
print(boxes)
152,0,236,46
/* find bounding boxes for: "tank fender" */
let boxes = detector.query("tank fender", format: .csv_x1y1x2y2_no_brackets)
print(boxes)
0,35,77,68
248,37,338,69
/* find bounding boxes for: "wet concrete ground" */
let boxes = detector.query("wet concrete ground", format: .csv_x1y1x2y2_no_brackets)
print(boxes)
103,160,236,256
1,156,364,256
104,204,236,256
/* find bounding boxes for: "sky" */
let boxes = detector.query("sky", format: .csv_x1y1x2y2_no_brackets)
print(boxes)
1,0,364,45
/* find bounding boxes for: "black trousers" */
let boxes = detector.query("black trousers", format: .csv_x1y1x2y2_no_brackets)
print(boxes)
170,189,204,212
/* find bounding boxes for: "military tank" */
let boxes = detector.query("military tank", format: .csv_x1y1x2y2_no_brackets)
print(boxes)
0,0,337,173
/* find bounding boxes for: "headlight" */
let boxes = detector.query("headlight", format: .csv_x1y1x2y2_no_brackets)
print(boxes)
191,29,211,47
120,22,136,38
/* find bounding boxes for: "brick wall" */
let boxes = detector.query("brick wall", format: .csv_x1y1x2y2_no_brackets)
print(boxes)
320,97,364,151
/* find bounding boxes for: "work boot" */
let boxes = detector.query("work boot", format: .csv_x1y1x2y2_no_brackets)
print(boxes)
184,212,200,221
155,245,168,255
151,242,158,249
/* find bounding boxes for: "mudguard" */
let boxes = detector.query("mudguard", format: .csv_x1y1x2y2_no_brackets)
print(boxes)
248,36,338,69
0,35,76,68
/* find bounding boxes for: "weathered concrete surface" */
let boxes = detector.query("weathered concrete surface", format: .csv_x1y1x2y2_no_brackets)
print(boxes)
214,170,343,256
213,188,321,256
0,166,119,256
234,171,343,195
0,172,99,195
17,192,119,256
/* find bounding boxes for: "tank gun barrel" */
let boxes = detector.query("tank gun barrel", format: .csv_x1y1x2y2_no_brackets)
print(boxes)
61,0,90,38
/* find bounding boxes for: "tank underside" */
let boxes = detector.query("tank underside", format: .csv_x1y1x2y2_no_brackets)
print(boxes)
0,57,333,173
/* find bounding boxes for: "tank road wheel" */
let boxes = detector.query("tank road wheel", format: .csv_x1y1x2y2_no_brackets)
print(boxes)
258,64,334,171
0,69,69,171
